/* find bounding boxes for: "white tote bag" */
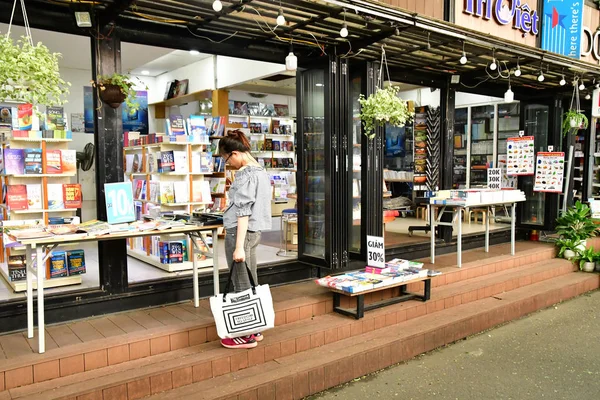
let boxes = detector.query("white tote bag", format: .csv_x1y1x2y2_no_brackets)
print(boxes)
210,262,275,339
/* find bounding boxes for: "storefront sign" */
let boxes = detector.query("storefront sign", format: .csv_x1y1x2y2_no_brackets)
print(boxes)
104,182,135,224
534,152,565,193
463,0,539,36
506,136,535,176
487,168,502,190
366,235,385,269
540,0,584,58
582,26,600,61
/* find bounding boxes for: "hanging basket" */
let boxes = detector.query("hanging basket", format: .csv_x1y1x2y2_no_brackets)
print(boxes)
99,84,126,108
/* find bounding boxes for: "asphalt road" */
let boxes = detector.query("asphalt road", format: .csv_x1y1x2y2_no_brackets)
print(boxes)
307,289,600,400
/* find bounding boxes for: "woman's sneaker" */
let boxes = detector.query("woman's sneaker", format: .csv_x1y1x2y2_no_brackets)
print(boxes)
253,332,263,342
220,336,257,349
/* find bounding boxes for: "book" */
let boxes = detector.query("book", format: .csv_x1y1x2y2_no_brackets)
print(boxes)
17,104,33,130
8,255,26,282
168,115,187,135
4,149,24,175
265,139,273,151
24,149,43,174
159,151,175,172
173,150,188,173
200,181,212,203
45,149,62,174
45,107,65,130
50,251,68,278
67,250,86,275
26,184,42,209
47,183,64,209
174,79,189,98
188,115,207,136
164,80,178,100
63,184,82,208
272,141,281,151
173,181,189,203
147,153,156,173
200,152,213,173
7,185,28,210
160,182,175,203
60,149,76,174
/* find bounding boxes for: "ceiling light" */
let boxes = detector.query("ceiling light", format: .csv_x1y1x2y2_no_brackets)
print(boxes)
141,70,150,76
75,11,92,28
189,50,200,56
489,58,497,71
504,86,514,103
586,93,592,100
276,8,286,26
315,83,324,87
579,80,586,90
212,0,222,12
459,52,467,65
395,27,400,36
537,71,544,82
514,57,521,77
340,23,348,38
285,51,297,71
560,75,566,86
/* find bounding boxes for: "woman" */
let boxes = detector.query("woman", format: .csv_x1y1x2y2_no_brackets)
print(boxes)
218,129,272,349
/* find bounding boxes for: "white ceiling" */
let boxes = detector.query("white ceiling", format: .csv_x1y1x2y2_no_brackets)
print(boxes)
0,23,210,77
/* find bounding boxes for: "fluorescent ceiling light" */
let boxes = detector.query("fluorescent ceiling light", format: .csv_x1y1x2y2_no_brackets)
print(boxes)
189,50,200,56
141,70,150,76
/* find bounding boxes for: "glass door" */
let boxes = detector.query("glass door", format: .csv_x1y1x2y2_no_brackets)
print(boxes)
496,103,521,162
349,74,362,253
469,105,494,187
453,107,468,188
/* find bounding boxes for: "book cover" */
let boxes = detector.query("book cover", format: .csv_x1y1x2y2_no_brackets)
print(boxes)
133,179,143,199
169,115,187,135
265,139,273,151
147,153,156,173
8,255,26,282
188,115,207,136
173,181,189,203
164,80,178,100
200,181,212,204
17,104,33,130
45,107,65,130
60,149,76,174
132,153,141,173
173,150,188,173
160,182,174,204
272,141,281,151
7,185,28,210
160,151,175,172
200,152,213,173
174,79,189,98
24,148,43,174
248,102,260,116
67,250,86,275
192,181,203,202
26,184,42,209
149,181,160,203
272,120,280,134
45,149,62,174
168,242,184,263
63,183,82,208
50,251,68,278
47,183,64,209
191,152,200,173
274,104,289,117
4,149,24,175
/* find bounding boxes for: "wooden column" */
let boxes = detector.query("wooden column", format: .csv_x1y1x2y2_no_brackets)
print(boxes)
91,31,128,294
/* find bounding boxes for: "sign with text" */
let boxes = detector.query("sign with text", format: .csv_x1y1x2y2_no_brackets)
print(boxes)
463,0,539,36
534,152,565,193
506,136,535,176
487,168,502,190
366,235,385,269
541,0,585,58
104,182,135,224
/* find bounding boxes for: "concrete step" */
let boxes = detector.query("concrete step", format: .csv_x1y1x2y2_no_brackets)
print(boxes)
145,272,600,400
7,258,577,400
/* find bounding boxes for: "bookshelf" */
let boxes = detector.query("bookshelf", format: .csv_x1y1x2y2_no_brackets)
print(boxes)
149,90,212,119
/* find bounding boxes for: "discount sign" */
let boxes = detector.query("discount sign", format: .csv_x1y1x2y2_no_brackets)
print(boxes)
104,182,135,224
367,235,385,269
487,168,502,190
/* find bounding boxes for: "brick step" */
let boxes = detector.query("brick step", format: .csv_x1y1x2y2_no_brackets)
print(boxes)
8,258,576,399
145,272,600,400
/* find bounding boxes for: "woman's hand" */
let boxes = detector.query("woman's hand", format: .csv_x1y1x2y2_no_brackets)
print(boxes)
233,247,246,262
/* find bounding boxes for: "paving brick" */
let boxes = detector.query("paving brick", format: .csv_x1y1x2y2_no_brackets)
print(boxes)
264,343,281,362
77,391,103,400
33,360,60,383
323,362,340,389
150,336,170,355
257,382,276,400
248,347,265,367
293,371,310,400
5,366,33,389
230,351,249,372
299,305,313,321
129,340,150,361
286,308,300,324
275,376,294,400
189,328,207,346
59,354,85,377
193,362,213,382
238,389,258,400
212,357,231,377
296,335,311,353
172,367,193,388
280,338,296,357
107,344,130,366
312,302,326,317
84,349,107,371
150,372,173,395
127,378,151,400
308,367,325,395
207,326,219,341
170,331,190,350
310,331,325,349
103,384,127,400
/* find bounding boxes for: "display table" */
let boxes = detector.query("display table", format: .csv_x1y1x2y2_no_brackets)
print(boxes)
429,199,524,267
9,224,221,354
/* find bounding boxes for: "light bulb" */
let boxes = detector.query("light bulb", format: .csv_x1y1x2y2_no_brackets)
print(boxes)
579,82,586,90
514,67,521,77
538,72,544,82
586,93,591,100
340,24,348,38
212,0,222,12
459,53,467,65
276,9,286,26
489,59,497,71
504,87,514,103
285,52,297,71
560,77,566,86
189,50,200,56
141,70,149,76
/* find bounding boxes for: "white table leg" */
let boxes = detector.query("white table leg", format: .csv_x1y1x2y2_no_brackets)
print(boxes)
485,206,490,253
430,205,435,264
511,203,516,255
457,208,462,268
191,235,199,308
26,244,33,339
35,245,45,354
212,228,220,296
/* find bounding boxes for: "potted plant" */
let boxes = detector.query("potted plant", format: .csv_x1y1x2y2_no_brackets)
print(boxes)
555,238,579,260
562,78,588,136
577,247,597,272
0,35,70,108
555,201,598,249
91,73,146,111
359,85,413,140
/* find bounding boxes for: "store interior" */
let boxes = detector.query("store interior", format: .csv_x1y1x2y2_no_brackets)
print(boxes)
0,24,299,302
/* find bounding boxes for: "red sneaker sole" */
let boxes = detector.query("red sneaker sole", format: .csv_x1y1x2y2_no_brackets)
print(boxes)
221,341,258,349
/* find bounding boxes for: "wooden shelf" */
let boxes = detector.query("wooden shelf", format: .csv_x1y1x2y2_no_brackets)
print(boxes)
3,138,72,143
0,262,82,292
127,248,214,272
150,90,212,119
3,173,77,178
10,208,78,214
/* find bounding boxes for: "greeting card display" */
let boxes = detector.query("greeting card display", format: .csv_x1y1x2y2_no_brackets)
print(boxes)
533,152,565,193
506,136,535,176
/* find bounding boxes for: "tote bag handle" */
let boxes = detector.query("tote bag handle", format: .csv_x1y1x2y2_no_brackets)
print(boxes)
222,261,257,299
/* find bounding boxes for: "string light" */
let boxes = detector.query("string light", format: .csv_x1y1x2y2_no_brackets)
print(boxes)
504,74,514,103
560,74,566,86
459,41,467,65
586,93,591,100
276,1,285,26
537,71,544,82
285,40,297,71
340,8,348,38
489,49,497,71
212,0,222,12
579,79,586,90
514,57,521,77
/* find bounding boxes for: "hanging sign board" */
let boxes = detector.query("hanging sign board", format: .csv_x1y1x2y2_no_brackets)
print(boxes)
533,152,565,193
506,136,535,176
104,182,135,224
366,235,385,269
487,168,502,190
497,155,518,189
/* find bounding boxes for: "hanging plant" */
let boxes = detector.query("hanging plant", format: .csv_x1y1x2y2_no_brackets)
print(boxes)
0,34,70,108
359,86,412,139
562,77,588,136
91,73,147,111
359,47,413,140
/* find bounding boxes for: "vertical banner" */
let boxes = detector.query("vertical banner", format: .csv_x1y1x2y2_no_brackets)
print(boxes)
83,86,94,133
122,91,149,135
534,152,565,193
541,0,585,58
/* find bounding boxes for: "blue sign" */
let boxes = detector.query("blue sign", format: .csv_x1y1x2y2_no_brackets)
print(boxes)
463,0,539,36
104,182,135,224
541,0,585,58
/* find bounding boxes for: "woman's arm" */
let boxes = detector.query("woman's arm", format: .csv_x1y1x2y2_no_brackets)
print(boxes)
233,216,249,262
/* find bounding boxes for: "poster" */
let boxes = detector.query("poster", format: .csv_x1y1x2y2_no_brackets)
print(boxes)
122,91,149,135
497,155,517,189
540,0,584,58
83,86,94,133
506,136,535,176
71,113,85,133
533,152,565,193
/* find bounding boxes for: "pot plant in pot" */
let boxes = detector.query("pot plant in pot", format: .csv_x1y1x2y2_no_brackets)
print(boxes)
555,201,598,249
91,73,145,111
555,238,579,260
562,77,589,136
577,247,597,272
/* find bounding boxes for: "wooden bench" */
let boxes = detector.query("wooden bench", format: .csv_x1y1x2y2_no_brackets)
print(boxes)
329,276,431,319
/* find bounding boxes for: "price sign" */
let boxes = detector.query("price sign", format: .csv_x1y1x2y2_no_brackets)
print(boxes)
487,168,502,190
366,235,385,269
104,182,135,224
